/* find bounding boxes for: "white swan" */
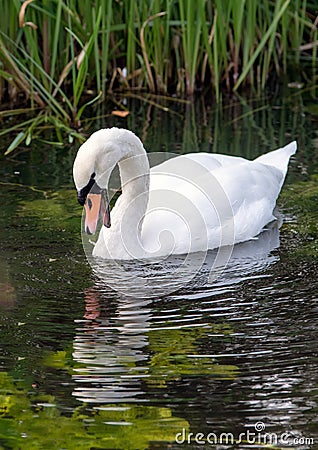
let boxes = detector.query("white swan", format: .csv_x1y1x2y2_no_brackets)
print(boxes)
73,127,296,260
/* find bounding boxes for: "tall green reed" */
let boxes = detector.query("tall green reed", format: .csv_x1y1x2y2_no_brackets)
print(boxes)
179,0,204,95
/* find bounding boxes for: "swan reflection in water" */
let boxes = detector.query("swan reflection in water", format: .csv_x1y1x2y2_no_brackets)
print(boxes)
72,221,280,404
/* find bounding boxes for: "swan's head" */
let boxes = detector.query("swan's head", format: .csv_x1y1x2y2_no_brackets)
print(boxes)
73,127,146,234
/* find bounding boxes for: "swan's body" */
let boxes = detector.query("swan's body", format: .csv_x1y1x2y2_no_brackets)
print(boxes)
73,128,296,260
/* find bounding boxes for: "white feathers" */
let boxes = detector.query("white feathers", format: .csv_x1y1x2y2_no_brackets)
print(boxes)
73,128,297,260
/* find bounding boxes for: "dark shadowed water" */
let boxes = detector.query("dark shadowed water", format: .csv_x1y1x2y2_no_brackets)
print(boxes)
0,89,318,449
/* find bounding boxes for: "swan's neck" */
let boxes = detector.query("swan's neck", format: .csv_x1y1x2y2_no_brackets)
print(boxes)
101,150,150,259
117,153,150,227
118,153,150,200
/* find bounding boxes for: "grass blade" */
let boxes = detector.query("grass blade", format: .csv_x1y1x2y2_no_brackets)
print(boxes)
234,0,291,91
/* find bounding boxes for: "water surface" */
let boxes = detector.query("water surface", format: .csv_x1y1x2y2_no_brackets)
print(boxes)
0,90,318,449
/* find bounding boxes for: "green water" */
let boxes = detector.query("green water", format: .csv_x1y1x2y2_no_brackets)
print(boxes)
0,89,318,449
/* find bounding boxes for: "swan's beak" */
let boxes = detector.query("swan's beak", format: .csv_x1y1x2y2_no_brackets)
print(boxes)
84,190,111,235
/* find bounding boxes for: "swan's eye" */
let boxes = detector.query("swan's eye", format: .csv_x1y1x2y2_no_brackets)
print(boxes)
87,198,93,210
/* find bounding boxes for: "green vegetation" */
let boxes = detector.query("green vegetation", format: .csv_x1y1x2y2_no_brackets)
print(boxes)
147,326,238,387
18,190,82,234
0,319,237,448
0,372,189,449
0,0,317,151
280,174,318,257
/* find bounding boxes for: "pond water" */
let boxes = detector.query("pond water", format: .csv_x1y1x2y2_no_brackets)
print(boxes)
0,88,318,449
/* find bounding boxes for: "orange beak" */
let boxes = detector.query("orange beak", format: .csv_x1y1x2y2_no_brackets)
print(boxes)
84,190,111,235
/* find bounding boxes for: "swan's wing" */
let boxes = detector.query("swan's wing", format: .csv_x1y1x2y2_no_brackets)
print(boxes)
214,161,283,243
143,156,284,254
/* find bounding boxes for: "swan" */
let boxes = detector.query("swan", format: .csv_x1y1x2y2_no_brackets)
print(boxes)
73,127,296,260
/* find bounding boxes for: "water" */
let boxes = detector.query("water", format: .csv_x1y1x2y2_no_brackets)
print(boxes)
0,90,318,449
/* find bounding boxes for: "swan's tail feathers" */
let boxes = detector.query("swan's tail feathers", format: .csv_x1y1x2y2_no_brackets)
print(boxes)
255,141,297,175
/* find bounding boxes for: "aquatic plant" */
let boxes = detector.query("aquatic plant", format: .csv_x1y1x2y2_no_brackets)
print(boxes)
0,371,189,449
0,0,317,152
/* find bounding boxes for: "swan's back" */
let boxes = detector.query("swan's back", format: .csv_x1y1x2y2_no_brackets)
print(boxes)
151,141,297,177
142,141,297,255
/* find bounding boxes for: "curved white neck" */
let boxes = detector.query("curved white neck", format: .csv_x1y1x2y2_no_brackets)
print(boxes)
98,146,150,259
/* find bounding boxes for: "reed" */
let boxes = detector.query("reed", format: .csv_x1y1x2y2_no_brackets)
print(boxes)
0,0,317,151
